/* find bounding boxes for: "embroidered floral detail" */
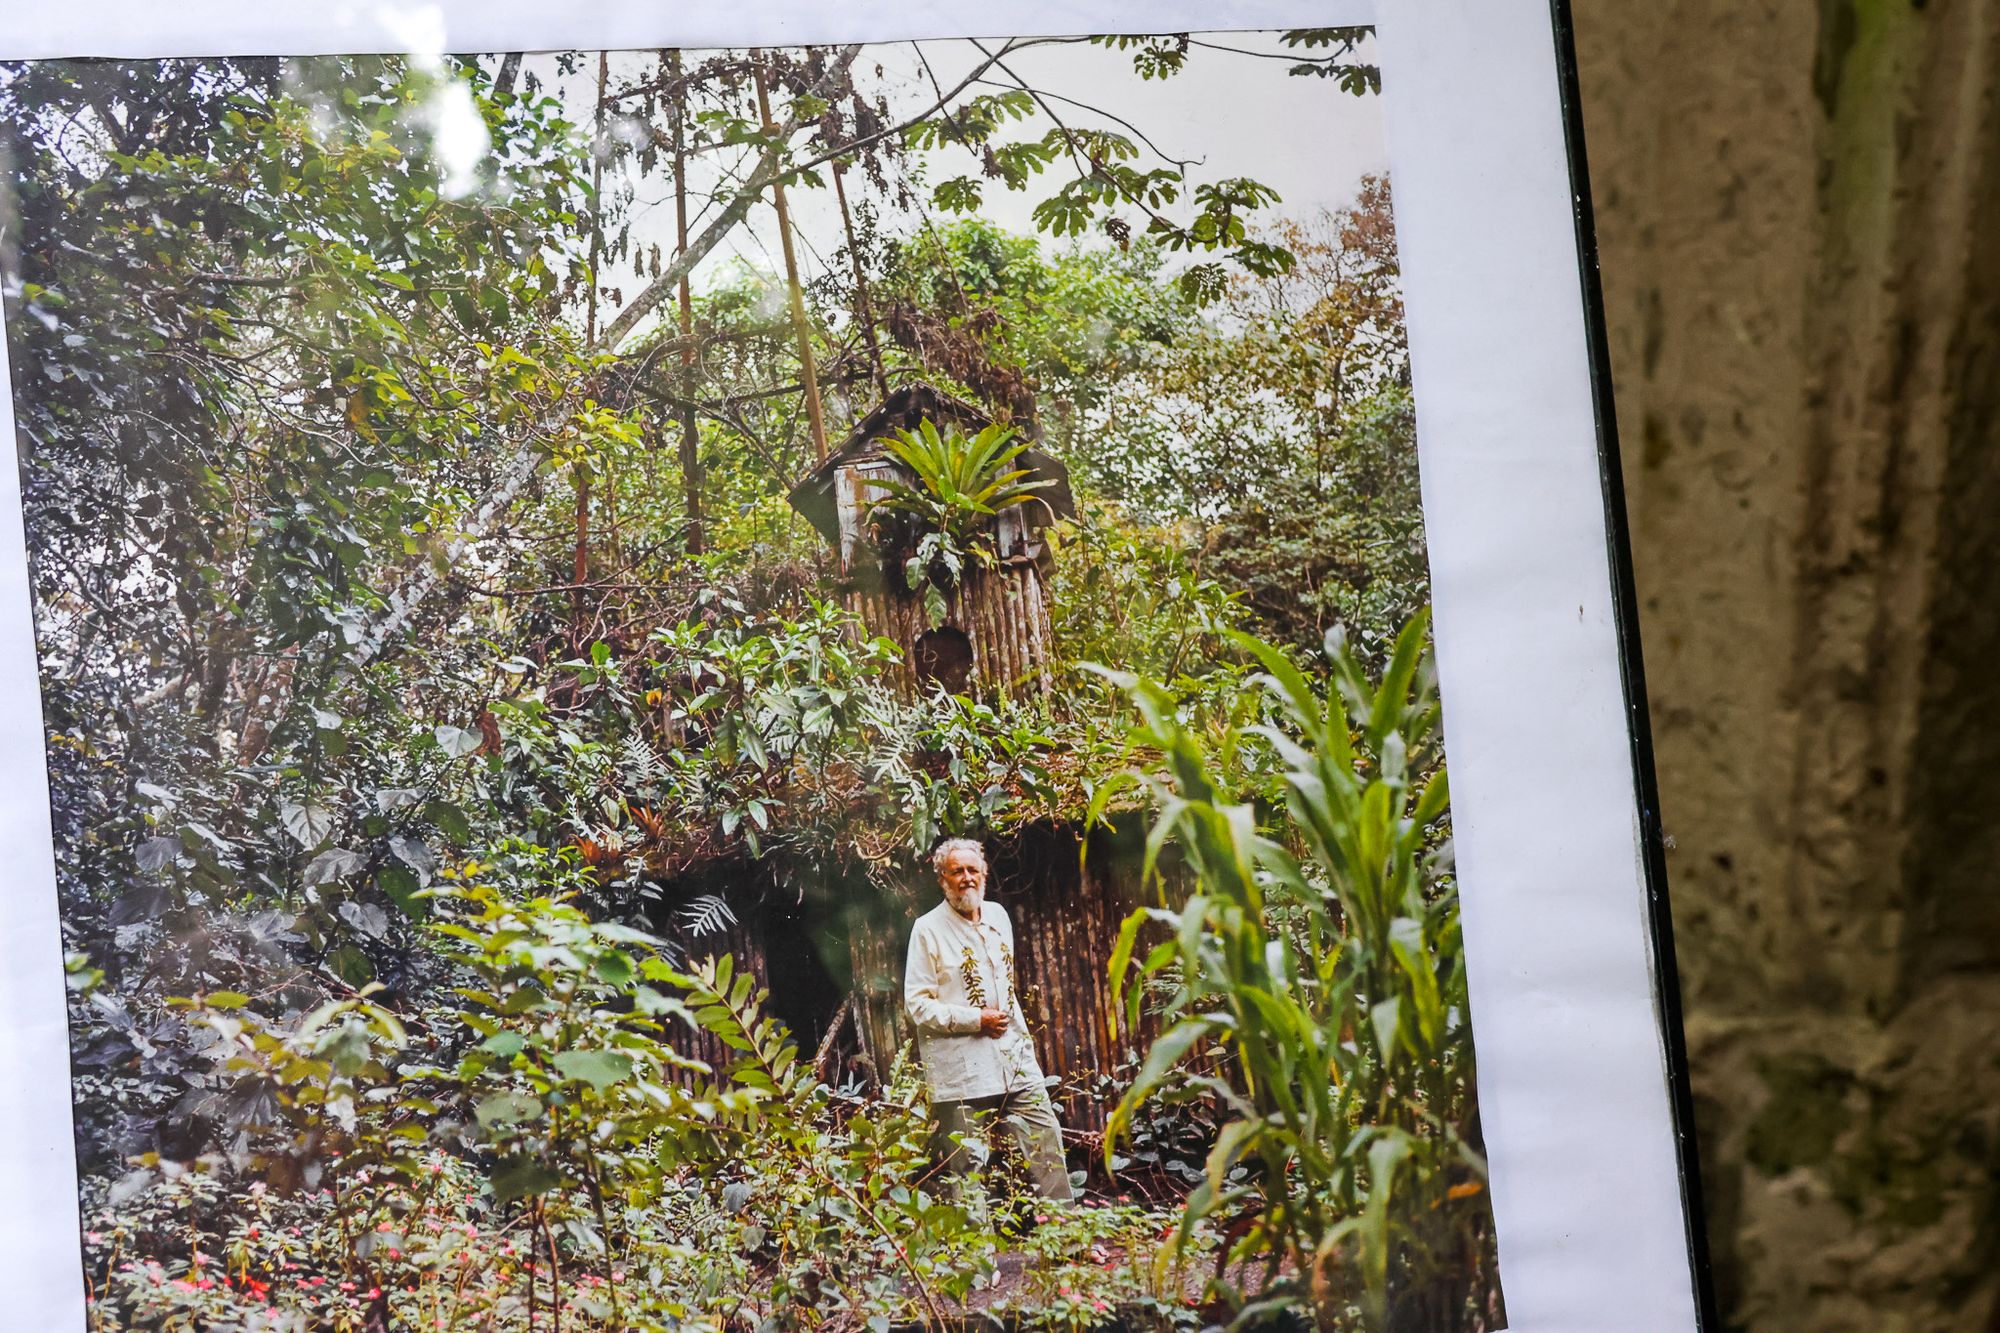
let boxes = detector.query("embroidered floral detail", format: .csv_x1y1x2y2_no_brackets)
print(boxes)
1000,944,1020,1012
958,946,987,1008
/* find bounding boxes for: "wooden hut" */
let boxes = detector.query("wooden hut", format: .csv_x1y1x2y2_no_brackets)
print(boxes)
787,382,1075,697
657,393,1157,1137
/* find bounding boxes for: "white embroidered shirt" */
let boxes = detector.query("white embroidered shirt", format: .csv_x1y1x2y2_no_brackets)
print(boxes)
903,898,1045,1102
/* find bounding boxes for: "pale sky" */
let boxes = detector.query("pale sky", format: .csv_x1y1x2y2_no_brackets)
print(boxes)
523,32,1386,333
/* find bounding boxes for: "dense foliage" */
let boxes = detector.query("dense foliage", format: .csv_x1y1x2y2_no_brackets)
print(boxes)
3,33,1491,1332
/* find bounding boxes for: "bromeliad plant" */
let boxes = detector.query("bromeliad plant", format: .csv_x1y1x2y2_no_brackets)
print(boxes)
1099,611,1497,1331
863,418,1055,623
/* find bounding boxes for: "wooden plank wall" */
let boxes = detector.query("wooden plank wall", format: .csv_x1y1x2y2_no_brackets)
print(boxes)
841,557,1055,697
995,822,1164,1134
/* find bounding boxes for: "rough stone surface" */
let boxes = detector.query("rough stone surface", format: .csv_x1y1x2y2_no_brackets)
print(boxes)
1571,1,2000,1328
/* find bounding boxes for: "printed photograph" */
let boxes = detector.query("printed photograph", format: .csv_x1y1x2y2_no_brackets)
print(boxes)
1,29,1505,1331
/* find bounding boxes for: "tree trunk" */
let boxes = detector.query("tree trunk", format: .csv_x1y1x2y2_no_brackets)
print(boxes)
671,48,707,554
834,160,889,396
1574,2,2000,1328
752,52,830,463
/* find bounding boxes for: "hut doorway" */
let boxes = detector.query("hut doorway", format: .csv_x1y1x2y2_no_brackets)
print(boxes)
756,900,851,1060
913,626,974,693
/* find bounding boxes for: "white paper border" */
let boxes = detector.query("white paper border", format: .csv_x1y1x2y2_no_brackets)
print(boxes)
0,289,91,1332
1374,6,1702,1329
0,4,1701,1329
5,1,1373,60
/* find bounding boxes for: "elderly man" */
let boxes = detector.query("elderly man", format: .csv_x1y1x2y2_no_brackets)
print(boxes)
903,837,1074,1201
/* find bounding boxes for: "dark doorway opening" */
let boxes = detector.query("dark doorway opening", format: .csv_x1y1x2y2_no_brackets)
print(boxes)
757,900,849,1056
913,625,974,693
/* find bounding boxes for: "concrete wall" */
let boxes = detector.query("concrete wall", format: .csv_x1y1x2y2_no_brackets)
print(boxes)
1570,2,2000,1328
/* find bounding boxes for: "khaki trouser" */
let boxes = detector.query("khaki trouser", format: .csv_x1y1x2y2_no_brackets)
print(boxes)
928,1083,1075,1202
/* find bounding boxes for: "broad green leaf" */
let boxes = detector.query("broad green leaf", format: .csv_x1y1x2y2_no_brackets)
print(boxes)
434,724,482,758
305,847,365,886
279,800,334,848
134,836,178,874
551,1049,634,1090
474,1091,543,1129
1369,994,1402,1060
375,786,424,812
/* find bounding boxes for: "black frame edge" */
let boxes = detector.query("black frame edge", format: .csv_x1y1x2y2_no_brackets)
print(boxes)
1544,2,1723,1326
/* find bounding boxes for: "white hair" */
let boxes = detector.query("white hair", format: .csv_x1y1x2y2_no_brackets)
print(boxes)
931,837,987,876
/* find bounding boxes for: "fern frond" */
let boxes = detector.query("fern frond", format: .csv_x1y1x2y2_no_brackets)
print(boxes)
679,894,737,939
